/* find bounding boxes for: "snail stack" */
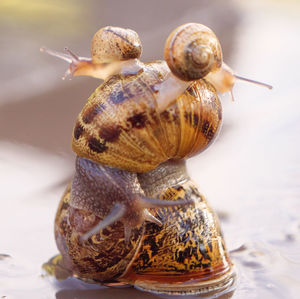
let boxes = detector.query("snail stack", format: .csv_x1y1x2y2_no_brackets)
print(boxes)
41,23,271,295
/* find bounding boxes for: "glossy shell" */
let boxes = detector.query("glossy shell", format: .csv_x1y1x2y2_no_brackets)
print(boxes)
164,23,223,81
54,161,233,294
55,184,143,281
91,26,142,63
72,61,222,173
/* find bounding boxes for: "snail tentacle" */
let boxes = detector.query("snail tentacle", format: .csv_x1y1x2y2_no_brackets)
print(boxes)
143,209,162,226
40,47,95,78
80,203,126,242
204,62,273,96
40,46,74,63
80,195,193,243
139,196,193,209
40,47,125,80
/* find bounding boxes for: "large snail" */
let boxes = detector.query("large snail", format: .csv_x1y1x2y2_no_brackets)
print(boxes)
41,23,271,295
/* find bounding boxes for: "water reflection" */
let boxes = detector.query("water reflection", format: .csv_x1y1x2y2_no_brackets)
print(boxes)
56,288,235,299
53,278,235,299
56,286,160,299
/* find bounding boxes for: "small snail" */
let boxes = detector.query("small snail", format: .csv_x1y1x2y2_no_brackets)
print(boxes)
42,24,271,295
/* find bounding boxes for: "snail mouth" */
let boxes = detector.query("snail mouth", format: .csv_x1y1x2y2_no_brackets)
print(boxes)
129,266,236,295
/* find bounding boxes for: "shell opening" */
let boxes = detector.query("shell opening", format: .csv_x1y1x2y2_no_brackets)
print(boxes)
133,268,236,296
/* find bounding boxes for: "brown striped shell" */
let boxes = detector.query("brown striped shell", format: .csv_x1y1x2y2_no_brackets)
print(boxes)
72,61,222,173
164,23,222,81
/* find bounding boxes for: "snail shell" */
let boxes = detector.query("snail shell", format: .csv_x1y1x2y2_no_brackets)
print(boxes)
91,26,142,63
72,61,222,173
55,159,234,294
164,23,222,81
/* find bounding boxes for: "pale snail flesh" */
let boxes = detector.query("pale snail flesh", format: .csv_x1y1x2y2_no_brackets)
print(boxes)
40,23,249,295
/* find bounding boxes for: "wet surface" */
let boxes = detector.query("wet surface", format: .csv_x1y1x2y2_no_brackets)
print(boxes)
1,0,300,298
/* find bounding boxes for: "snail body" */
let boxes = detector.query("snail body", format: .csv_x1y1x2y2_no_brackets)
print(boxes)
55,159,234,294
44,23,237,295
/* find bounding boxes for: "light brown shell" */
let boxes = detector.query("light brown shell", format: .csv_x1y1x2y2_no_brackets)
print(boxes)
164,23,223,81
71,61,222,173
91,26,142,63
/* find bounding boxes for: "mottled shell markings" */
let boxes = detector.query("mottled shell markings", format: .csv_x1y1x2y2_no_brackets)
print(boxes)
72,63,222,173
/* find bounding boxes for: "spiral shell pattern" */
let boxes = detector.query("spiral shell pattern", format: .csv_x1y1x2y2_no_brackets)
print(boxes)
164,23,223,81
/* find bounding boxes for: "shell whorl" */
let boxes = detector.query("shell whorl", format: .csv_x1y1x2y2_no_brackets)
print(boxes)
164,23,223,81
71,62,222,173
91,26,142,63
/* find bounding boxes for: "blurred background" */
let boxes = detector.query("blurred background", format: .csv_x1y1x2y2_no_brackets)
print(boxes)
0,0,300,298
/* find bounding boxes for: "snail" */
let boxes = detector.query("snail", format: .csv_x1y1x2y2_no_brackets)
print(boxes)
41,23,271,295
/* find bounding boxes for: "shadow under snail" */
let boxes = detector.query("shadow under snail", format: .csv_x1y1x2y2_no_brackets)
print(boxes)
41,23,272,295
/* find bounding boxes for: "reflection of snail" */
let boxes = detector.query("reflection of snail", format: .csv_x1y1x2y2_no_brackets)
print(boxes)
42,23,271,295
